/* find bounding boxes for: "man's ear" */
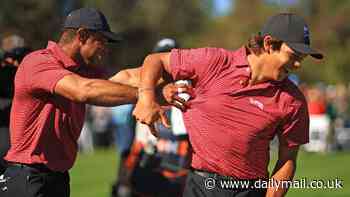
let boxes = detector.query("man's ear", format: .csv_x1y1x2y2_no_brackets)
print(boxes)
76,28,89,44
263,35,273,54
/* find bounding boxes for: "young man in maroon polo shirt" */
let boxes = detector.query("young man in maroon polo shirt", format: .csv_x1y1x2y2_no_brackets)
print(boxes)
133,13,323,197
0,8,185,197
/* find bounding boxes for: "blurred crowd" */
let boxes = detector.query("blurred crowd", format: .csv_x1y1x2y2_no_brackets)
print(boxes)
302,82,350,152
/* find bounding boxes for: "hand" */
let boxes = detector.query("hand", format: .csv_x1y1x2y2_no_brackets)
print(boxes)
162,82,193,111
133,97,170,137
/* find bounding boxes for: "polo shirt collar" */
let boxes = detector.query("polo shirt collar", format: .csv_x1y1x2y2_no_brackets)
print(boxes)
230,46,252,80
46,41,79,69
232,46,250,67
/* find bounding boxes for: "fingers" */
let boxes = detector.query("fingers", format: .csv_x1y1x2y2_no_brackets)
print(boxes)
171,94,185,104
173,100,186,111
133,104,170,131
175,83,189,89
136,118,154,126
161,82,194,107
132,101,159,125
177,86,188,93
171,94,190,111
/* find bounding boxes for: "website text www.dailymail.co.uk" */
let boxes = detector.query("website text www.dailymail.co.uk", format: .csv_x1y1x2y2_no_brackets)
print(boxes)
203,177,343,191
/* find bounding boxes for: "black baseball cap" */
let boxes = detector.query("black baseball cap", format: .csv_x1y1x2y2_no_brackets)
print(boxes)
261,13,323,59
63,8,122,43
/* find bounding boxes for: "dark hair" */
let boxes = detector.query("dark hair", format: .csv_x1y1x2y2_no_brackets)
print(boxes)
59,28,95,44
246,33,283,55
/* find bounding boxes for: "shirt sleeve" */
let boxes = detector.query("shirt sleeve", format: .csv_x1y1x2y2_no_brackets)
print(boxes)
278,99,310,147
27,61,73,94
169,48,227,85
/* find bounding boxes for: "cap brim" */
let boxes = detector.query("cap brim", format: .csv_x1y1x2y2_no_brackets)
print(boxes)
286,42,323,59
101,31,123,43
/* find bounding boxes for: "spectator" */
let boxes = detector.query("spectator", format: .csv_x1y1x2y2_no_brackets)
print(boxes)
304,86,330,152
1,34,25,52
88,106,114,148
2,47,32,67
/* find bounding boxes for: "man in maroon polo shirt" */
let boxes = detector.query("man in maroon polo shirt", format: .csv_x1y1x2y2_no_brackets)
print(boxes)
133,13,323,197
0,8,185,197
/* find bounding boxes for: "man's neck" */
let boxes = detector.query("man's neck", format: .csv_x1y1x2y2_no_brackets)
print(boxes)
247,53,268,85
58,42,84,66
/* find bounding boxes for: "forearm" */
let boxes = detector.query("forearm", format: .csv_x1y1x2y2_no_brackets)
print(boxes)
139,54,165,100
266,159,296,197
109,67,165,88
109,68,141,87
83,79,138,106
266,144,299,197
132,53,172,130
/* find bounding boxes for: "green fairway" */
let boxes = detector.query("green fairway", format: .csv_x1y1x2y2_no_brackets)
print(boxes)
70,149,349,197
283,151,349,197
70,148,118,197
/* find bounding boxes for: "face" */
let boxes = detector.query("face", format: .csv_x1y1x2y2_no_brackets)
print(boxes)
264,43,307,81
79,32,108,67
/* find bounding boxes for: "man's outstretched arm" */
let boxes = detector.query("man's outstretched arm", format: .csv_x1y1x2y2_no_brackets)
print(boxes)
55,74,138,106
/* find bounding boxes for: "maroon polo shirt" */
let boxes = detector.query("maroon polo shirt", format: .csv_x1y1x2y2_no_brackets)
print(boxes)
169,47,309,179
5,41,88,172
